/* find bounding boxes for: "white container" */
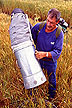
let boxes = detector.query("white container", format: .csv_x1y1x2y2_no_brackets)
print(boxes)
9,12,46,89
14,44,46,89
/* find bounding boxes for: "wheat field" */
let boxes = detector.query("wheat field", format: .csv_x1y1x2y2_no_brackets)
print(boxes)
0,0,72,108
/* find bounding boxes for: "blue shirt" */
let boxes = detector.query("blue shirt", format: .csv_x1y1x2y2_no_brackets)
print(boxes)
31,23,64,62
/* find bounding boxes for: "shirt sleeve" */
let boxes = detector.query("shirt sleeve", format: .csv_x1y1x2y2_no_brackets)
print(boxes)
31,23,40,44
50,31,64,62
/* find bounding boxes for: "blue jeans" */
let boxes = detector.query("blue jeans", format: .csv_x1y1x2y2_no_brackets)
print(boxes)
39,59,57,98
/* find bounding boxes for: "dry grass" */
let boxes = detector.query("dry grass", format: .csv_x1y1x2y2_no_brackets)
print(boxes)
0,0,72,26
0,1,72,107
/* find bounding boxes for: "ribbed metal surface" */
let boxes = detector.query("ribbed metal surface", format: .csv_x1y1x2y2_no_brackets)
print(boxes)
15,45,46,89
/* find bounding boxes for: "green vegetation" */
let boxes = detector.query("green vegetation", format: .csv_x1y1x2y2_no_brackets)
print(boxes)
0,0,72,107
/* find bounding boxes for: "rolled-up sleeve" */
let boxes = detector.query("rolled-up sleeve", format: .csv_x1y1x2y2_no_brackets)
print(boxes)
50,31,64,62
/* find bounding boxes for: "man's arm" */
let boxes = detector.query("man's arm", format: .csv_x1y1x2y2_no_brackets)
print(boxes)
31,23,41,44
35,50,52,60
50,31,64,62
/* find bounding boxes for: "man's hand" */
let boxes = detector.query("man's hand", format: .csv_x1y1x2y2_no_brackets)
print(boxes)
35,50,46,60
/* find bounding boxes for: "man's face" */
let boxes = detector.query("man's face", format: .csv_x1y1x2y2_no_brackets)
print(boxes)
46,14,57,31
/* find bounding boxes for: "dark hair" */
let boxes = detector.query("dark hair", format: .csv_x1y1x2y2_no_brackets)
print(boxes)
48,8,61,22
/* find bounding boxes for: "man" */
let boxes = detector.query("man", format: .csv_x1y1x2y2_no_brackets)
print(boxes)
31,8,64,99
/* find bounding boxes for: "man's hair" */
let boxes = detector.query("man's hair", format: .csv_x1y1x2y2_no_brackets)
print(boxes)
48,8,61,22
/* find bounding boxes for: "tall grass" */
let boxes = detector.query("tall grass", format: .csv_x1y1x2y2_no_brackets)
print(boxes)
0,0,72,25
0,11,72,108
0,0,72,107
